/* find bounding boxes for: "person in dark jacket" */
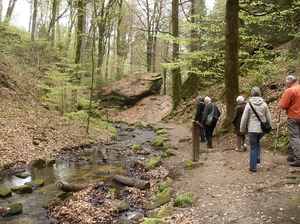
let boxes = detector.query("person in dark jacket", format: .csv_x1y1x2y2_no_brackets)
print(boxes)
194,96,206,142
232,96,247,151
200,96,221,148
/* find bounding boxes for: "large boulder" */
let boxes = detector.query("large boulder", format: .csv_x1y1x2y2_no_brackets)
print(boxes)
97,73,163,107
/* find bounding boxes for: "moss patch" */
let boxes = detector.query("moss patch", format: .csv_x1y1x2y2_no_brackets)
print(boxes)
173,191,197,208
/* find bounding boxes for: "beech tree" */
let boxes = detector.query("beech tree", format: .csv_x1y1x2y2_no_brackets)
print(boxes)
223,0,239,129
171,0,181,109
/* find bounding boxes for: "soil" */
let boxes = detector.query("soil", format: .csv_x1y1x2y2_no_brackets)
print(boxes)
115,94,300,224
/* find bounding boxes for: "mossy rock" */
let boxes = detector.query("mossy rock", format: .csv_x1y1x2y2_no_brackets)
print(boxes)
45,196,63,207
157,179,173,193
173,191,197,208
186,160,203,170
10,185,33,194
25,179,44,188
0,187,12,197
32,157,46,167
140,218,168,224
155,129,168,136
131,144,144,153
144,157,161,171
0,202,23,217
156,206,173,218
151,138,164,147
15,172,30,179
144,188,171,210
47,157,56,165
162,148,177,157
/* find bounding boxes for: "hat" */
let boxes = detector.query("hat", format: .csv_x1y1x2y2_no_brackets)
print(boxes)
236,96,244,102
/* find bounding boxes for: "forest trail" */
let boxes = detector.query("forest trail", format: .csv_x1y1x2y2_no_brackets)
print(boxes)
116,94,300,224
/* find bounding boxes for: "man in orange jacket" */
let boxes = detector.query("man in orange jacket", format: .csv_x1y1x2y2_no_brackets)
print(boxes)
279,74,300,167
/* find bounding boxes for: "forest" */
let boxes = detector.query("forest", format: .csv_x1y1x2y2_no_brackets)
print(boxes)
1,0,299,125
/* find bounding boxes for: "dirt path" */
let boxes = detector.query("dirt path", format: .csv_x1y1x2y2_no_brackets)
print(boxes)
117,95,300,224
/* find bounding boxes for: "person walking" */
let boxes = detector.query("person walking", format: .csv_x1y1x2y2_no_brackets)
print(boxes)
232,96,247,152
200,96,221,149
194,96,206,142
240,87,272,172
278,74,300,167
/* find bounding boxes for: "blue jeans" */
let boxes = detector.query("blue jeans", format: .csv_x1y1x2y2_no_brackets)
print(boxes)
248,132,265,171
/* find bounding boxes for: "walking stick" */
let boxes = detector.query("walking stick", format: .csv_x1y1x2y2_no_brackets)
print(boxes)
274,109,281,155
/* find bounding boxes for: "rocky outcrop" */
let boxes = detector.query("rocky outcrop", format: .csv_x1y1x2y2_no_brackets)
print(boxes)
97,73,163,107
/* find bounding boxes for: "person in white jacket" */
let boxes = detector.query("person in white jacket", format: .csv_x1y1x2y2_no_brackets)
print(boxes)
240,87,272,172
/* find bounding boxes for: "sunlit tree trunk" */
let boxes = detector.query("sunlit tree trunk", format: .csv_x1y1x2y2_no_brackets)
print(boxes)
48,0,58,46
31,0,38,41
224,0,239,129
171,0,181,109
4,0,17,24
75,0,84,65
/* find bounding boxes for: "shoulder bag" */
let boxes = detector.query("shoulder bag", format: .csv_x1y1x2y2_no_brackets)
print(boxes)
249,102,272,133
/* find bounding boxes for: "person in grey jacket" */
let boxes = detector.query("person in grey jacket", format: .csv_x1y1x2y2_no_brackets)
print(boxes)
240,87,272,172
201,96,221,148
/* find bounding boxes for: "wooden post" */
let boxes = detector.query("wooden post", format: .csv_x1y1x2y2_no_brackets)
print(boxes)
192,121,201,161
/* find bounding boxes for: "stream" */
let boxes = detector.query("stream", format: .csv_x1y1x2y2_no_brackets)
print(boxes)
0,123,158,223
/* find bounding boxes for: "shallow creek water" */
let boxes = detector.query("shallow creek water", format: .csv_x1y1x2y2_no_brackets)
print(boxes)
0,123,157,223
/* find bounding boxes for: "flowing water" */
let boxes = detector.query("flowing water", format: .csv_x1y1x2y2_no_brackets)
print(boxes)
0,123,157,223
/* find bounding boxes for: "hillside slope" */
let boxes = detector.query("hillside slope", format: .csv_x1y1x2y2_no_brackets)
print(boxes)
0,55,111,170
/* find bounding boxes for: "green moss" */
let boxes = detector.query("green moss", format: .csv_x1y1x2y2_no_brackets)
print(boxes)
131,144,144,153
108,188,118,195
3,162,12,169
140,218,168,224
179,138,190,142
157,179,173,193
186,160,203,170
144,157,161,171
173,191,197,208
156,206,173,218
151,138,164,147
162,148,177,157
148,124,163,131
155,129,168,136
32,157,47,167
47,157,56,165
0,187,12,197
135,121,147,128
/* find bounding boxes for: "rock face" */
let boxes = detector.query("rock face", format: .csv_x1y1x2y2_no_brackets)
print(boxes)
97,73,163,107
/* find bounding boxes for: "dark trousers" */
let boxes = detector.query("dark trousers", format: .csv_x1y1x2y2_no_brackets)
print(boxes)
200,126,205,141
205,118,218,146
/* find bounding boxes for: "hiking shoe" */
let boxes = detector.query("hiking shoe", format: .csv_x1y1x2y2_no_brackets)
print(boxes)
287,157,295,162
249,169,257,172
257,158,260,164
206,146,213,149
244,144,247,150
290,161,300,167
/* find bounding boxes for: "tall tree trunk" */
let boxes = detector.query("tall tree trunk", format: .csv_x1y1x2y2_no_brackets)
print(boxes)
171,0,181,109
31,0,38,41
224,0,239,129
4,0,17,24
48,0,58,47
75,0,84,65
